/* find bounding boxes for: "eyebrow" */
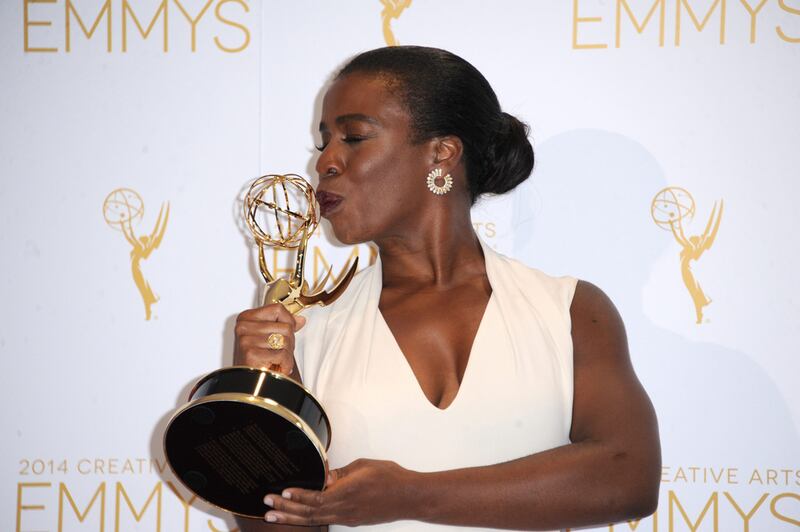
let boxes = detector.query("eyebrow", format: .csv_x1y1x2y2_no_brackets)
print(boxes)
319,113,380,131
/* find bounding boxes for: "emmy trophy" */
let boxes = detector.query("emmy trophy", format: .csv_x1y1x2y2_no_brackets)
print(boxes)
163,174,358,518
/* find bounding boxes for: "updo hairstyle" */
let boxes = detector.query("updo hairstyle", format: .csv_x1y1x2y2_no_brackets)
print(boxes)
337,46,534,204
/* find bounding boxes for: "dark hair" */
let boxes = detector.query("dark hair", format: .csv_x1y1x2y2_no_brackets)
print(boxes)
337,46,534,204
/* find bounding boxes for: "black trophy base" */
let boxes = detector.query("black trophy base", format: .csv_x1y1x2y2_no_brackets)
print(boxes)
163,367,330,518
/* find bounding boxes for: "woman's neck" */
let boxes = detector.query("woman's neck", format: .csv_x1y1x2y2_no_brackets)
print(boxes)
374,209,486,292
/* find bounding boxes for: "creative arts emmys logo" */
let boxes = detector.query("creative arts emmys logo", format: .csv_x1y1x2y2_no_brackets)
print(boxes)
103,188,170,320
380,0,412,46
651,187,723,324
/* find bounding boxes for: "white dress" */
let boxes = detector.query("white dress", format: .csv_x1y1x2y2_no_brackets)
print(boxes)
297,242,577,531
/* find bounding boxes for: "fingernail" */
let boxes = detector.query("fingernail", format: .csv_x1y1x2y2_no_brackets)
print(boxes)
266,513,277,522
282,490,292,500
264,496,274,507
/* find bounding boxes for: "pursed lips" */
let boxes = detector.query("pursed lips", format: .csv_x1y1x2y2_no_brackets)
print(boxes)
315,190,344,217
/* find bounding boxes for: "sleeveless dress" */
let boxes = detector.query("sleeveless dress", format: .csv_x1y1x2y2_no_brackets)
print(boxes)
296,242,578,531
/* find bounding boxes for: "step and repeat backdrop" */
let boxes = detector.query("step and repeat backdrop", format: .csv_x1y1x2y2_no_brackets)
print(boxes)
2,1,799,530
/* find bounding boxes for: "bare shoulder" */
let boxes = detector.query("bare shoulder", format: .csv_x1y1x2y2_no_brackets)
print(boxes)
568,280,658,449
569,280,631,368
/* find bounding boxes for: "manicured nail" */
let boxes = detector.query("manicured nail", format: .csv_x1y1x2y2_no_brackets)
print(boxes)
266,513,277,522
264,496,274,507
282,490,292,500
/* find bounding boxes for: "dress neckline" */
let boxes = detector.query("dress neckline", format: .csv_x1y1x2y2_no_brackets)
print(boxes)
375,293,495,412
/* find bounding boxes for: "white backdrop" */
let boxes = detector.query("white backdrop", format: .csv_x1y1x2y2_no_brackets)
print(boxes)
2,1,799,530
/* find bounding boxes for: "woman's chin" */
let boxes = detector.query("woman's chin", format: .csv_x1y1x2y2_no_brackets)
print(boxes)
325,223,361,246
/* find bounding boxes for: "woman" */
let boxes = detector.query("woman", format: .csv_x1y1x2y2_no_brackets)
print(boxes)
233,46,660,531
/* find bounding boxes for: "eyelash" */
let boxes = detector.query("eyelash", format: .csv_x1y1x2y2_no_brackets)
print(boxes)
315,136,366,152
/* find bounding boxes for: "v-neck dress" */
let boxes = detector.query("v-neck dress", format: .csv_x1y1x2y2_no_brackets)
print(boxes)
296,243,577,531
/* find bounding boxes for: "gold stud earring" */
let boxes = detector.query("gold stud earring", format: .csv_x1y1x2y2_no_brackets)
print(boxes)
426,168,453,195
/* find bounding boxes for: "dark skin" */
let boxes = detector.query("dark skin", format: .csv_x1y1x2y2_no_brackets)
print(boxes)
233,72,661,531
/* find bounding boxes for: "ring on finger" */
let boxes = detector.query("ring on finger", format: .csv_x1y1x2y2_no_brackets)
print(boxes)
266,332,286,350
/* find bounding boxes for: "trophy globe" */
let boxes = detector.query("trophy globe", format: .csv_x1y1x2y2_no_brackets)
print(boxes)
244,174,318,250
103,188,144,230
651,186,695,230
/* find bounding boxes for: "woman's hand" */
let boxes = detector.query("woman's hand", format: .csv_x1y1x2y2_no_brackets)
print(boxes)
234,303,306,376
262,459,417,527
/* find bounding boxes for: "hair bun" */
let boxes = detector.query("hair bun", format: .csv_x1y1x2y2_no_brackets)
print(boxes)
473,112,534,198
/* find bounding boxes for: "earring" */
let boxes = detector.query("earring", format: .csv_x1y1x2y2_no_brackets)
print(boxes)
426,168,453,195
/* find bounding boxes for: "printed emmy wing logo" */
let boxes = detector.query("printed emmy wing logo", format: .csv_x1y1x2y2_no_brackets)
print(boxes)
380,0,412,46
103,188,170,320
651,187,723,324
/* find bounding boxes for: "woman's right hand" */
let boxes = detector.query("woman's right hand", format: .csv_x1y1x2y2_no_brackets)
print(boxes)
233,303,306,377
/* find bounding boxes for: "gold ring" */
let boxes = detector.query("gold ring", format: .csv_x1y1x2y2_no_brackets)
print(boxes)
266,332,286,350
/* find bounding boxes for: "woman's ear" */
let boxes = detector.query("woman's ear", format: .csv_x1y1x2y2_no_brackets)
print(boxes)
433,135,464,171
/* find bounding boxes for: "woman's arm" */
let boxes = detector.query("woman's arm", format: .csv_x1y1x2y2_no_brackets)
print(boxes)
262,280,661,530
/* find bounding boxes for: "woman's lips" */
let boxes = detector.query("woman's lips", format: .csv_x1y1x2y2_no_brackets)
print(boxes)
316,191,344,217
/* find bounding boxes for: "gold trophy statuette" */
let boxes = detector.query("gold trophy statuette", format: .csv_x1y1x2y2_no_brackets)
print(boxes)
164,174,357,518
244,173,357,314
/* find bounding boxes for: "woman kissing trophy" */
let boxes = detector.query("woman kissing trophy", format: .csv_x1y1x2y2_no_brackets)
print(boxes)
163,174,358,518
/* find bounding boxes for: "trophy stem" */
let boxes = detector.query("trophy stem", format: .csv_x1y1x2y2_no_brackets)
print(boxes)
292,226,310,288
257,244,275,284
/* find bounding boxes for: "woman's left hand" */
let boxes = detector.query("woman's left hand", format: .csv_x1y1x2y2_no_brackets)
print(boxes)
263,458,418,527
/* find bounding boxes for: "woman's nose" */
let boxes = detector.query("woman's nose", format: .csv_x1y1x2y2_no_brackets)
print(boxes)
315,147,343,179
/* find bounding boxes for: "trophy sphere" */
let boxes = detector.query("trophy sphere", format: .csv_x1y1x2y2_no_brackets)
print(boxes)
103,188,144,230
244,174,318,249
651,186,696,230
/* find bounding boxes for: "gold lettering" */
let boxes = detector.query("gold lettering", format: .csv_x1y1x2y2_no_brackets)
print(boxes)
749,468,764,484
777,0,800,42
115,481,162,532
675,0,726,46
767,468,778,484
59,482,106,532
16,482,50,532
151,458,167,474
738,0,768,43
66,0,112,52
723,492,768,532
24,0,58,52
616,0,666,47
214,0,251,53
771,492,800,526
122,0,168,52
166,481,198,532
173,0,214,52
668,490,718,531
572,0,608,49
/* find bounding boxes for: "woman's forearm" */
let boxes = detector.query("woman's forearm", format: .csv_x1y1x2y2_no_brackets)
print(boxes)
409,437,659,530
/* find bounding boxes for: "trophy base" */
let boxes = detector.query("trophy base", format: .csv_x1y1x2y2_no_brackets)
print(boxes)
164,367,330,518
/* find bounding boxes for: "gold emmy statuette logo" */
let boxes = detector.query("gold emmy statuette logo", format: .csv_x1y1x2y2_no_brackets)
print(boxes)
380,0,412,46
651,187,723,324
103,188,170,320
